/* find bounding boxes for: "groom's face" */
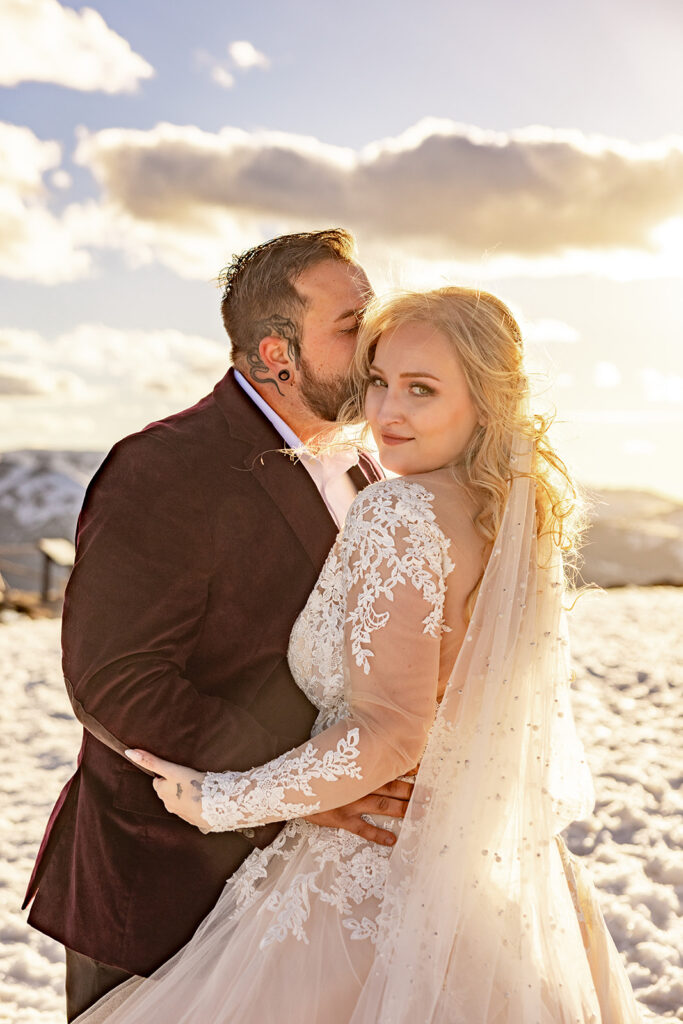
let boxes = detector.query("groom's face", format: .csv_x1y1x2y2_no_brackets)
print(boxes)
294,259,372,422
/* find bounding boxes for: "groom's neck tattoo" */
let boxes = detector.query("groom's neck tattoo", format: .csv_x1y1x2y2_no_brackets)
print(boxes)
247,313,302,393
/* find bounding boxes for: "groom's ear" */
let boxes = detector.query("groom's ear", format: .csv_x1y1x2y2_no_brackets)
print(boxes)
259,336,292,379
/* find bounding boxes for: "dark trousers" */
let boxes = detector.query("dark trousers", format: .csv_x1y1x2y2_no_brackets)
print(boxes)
65,947,135,1022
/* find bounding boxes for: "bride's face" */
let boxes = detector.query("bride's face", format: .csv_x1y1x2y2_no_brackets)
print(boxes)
364,321,481,476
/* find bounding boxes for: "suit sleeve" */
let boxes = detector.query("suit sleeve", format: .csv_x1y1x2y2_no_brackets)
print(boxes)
200,481,454,830
62,431,281,773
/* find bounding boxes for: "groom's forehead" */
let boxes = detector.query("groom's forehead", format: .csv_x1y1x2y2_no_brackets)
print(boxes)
296,260,372,312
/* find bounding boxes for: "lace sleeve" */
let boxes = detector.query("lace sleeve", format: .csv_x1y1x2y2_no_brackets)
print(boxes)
201,480,454,832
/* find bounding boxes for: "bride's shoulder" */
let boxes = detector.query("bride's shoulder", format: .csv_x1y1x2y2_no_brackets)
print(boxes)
345,473,481,575
347,474,438,520
350,469,472,519
346,470,474,542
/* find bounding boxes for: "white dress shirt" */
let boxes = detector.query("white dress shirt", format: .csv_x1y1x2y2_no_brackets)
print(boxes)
234,370,360,528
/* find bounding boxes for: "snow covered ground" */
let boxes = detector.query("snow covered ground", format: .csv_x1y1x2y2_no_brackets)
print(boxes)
1,587,681,1022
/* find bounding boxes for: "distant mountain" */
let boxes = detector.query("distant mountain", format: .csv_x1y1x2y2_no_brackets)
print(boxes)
0,450,682,591
0,450,104,591
580,489,683,588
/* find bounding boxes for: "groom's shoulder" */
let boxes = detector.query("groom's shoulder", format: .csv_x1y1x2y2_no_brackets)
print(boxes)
88,375,240,495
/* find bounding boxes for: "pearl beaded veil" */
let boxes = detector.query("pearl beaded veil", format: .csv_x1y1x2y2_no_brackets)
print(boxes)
348,438,609,1023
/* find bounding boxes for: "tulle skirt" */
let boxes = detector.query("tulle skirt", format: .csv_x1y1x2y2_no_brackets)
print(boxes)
79,818,390,1023
77,818,641,1024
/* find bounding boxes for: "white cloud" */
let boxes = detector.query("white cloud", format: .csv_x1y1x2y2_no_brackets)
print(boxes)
0,0,153,93
71,120,683,282
197,39,269,91
51,324,228,390
51,169,72,189
641,368,683,404
0,122,91,283
523,319,580,345
211,66,235,90
0,362,84,396
0,323,231,448
594,362,623,389
622,438,657,457
6,118,682,288
60,192,259,281
228,40,270,70
0,324,229,397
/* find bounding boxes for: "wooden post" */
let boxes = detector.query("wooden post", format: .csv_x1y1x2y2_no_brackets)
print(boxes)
37,538,76,604
41,553,52,603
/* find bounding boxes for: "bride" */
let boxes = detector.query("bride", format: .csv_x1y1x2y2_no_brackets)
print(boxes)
78,286,641,1023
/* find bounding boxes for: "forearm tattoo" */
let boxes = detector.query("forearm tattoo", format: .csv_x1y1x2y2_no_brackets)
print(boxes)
248,313,301,391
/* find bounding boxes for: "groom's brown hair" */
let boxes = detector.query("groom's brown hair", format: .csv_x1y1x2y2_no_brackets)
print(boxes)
219,228,356,380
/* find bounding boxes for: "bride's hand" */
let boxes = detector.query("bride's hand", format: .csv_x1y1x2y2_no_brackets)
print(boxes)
125,749,209,831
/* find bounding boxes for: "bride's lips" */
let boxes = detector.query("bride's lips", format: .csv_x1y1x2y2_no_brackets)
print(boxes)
380,432,413,446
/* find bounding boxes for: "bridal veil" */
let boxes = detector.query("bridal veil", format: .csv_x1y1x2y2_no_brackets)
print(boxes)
349,439,639,1023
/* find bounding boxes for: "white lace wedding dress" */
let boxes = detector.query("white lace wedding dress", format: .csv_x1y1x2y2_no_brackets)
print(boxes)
80,469,642,1024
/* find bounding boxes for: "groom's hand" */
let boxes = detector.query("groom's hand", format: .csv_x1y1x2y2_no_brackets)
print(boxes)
304,778,414,846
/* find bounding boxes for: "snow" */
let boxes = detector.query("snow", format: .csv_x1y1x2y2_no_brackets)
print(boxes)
1,587,682,1022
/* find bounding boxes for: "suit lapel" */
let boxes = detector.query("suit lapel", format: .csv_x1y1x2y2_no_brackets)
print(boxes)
245,442,339,568
350,452,383,490
213,370,339,569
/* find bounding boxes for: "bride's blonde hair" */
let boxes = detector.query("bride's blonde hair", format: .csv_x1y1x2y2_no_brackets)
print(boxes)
341,286,584,604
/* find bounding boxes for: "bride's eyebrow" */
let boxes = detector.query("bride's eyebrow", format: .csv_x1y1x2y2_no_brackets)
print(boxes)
369,363,441,381
400,371,440,380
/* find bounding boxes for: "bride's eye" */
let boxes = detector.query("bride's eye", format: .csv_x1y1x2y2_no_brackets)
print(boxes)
368,376,387,388
410,382,434,397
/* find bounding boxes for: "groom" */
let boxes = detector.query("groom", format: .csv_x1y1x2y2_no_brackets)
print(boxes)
23,228,412,1021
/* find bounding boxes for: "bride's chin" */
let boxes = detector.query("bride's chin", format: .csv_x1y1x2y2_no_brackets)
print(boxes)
376,450,406,474
379,449,458,477
378,452,426,476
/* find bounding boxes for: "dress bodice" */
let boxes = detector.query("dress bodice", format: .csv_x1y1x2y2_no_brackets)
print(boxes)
287,474,459,736
287,537,348,733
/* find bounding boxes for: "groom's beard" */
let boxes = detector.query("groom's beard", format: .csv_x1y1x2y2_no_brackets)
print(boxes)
298,355,354,423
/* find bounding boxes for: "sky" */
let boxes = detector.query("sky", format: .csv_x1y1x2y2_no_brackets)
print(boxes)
1,0,682,498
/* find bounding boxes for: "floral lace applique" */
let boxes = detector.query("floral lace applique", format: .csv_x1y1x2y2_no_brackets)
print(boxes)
288,548,347,716
201,729,363,831
223,820,392,949
340,481,454,674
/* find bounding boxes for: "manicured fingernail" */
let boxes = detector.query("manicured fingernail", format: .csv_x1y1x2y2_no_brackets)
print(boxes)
125,749,141,762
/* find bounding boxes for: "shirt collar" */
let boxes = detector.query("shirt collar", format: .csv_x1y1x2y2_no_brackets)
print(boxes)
233,368,359,479
234,369,302,450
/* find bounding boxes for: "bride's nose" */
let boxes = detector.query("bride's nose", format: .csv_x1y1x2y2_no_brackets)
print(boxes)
376,389,405,426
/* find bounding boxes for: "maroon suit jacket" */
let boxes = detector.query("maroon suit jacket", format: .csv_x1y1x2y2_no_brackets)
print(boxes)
23,369,381,975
